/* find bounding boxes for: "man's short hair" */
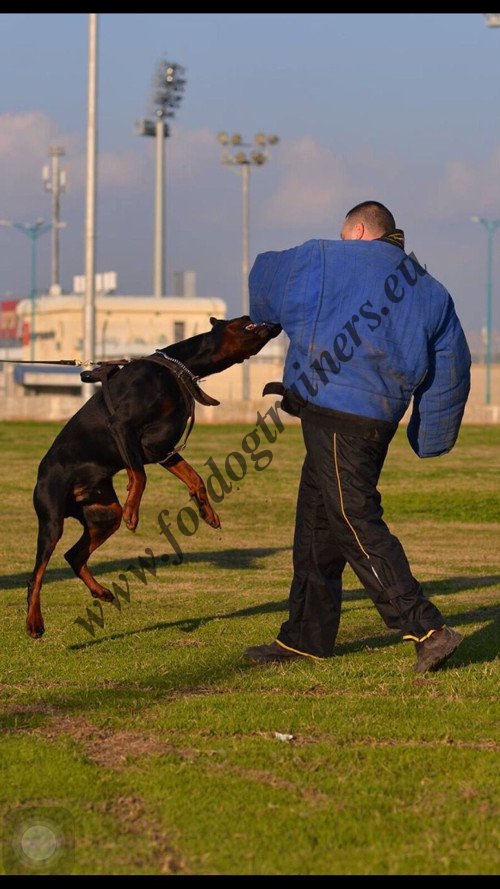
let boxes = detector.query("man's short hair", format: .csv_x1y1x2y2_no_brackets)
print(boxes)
345,201,396,235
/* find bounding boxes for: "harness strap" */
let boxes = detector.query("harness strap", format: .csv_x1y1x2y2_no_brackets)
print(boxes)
80,355,216,467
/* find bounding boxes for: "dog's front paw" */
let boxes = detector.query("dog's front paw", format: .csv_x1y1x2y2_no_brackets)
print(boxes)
190,490,221,529
206,508,221,529
91,586,116,602
123,505,139,532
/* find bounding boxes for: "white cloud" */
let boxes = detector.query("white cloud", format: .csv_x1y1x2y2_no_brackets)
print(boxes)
3,110,500,228
0,111,143,202
167,124,220,182
259,137,409,230
71,149,143,190
426,148,500,220
257,135,500,235
0,113,76,213
261,137,353,227
0,111,495,331
0,111,64,160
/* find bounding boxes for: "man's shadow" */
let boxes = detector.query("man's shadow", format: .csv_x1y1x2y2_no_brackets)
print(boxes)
69,572,499,668
334,603,499,669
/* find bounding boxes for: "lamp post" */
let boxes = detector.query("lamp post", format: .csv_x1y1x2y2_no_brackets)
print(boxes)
0,218,51,361
217,132,279,400
471,215,500,405
82,12,99,403
136,60,186,297
43,145,67,295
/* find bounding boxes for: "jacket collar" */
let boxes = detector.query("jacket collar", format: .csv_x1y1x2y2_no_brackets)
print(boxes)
377,229,405,251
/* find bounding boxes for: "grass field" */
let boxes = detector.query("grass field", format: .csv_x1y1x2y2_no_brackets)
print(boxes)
0,418,498,875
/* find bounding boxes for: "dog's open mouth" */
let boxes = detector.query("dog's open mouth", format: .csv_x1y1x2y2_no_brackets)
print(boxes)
245,322,266,331
244,321,281,335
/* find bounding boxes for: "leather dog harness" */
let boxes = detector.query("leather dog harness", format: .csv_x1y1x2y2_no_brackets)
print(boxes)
81,352,220,467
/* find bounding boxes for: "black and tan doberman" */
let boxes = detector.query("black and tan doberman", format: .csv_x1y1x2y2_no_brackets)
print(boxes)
26,316,281,637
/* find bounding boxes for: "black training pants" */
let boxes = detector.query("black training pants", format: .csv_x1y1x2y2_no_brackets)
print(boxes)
277,411,444,657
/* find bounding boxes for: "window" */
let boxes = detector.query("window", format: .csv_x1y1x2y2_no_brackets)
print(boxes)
174,321,185,342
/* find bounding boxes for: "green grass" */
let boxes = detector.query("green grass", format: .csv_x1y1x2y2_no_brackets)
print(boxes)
0,419,498,875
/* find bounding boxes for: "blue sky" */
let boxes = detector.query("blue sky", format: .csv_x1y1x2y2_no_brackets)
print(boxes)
1,12,499,331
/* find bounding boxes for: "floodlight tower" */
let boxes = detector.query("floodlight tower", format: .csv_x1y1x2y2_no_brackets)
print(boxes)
136,59,186,297
217,132,279,400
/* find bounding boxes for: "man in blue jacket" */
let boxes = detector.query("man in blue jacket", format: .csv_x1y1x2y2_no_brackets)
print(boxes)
244,201,471,673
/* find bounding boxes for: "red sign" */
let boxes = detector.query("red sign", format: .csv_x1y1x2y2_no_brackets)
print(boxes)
0,299,21,339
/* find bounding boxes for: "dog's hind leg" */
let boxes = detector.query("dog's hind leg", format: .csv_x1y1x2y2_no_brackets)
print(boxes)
27,479,65,638
64,480,122,601
160,454,221,529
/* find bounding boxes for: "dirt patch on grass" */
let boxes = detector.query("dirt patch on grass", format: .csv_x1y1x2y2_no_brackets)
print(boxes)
4,702,58,716
28,715,329,806
164,685,229,701
82,795,190,874
38,715,197,769
209,763,329,805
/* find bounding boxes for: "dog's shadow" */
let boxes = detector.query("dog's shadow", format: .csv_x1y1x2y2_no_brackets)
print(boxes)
0,546,292,592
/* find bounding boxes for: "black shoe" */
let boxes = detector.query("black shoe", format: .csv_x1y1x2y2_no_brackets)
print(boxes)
243,640,307,665
414,627,463,673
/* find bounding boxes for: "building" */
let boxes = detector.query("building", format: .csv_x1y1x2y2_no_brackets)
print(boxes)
0,297,23,362
15,294,227,362
0,292,287,421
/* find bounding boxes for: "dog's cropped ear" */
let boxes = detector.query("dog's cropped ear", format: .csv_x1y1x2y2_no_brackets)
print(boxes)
209,316,218,326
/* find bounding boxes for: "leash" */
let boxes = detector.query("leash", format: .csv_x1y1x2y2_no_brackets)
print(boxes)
0,358,118,366
3,354,219,466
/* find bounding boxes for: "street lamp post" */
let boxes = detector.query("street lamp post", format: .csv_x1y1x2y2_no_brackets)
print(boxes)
217,132,279,401
136,60,186,297
471,215,500,405
0,218,51,361
83,12,99,403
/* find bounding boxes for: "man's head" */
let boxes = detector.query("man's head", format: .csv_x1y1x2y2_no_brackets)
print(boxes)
340,201,396,241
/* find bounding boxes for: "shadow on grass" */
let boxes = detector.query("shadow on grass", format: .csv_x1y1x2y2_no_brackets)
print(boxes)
68,597,291,651
0,651,248,733
2,603,497,735
68,582,499,671
335,604,499,668
0,546,292,592
2,608,497,734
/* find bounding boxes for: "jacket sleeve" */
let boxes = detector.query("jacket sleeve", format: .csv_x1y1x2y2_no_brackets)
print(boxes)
407,295,471,458
249,248,297,325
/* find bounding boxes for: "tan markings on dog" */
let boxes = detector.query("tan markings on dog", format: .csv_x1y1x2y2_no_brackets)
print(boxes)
123,467,146,531
165,457,220,528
